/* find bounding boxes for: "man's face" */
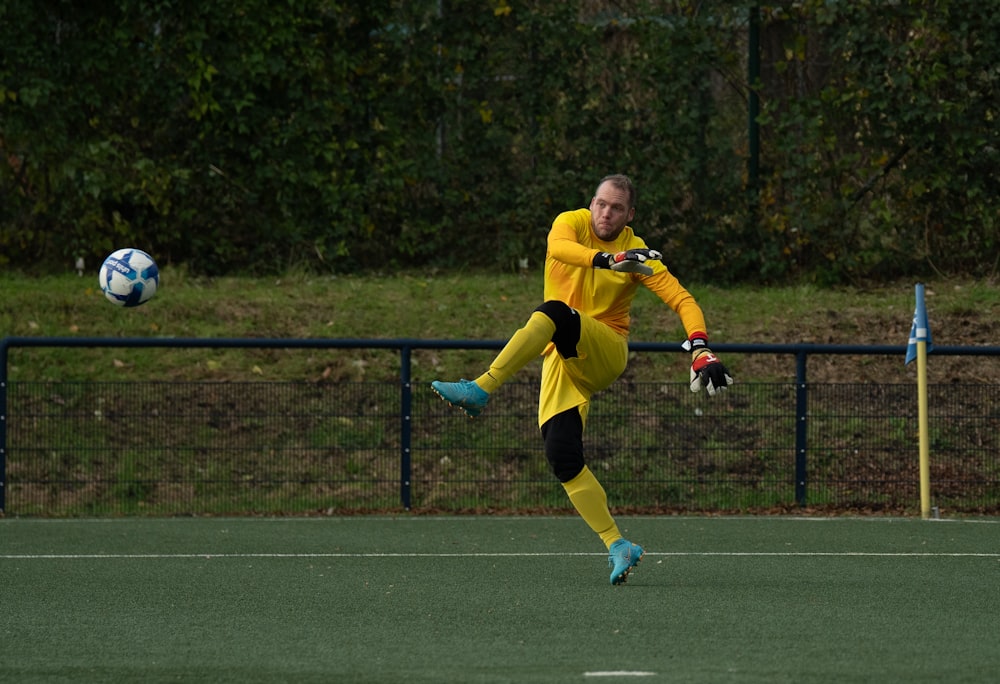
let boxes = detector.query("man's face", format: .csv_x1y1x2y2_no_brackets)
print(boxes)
589,181,635,242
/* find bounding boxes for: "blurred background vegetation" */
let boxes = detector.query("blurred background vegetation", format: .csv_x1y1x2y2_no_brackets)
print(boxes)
1,1,997,284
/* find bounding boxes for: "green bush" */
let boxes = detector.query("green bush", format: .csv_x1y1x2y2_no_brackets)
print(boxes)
1,1,996,283
756,0,1000,283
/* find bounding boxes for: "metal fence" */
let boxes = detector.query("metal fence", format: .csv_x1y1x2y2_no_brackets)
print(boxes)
2,337,999,516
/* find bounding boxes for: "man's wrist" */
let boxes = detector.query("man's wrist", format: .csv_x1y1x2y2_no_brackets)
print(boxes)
593,252,613,269
691,348,714,361
683,334,710,359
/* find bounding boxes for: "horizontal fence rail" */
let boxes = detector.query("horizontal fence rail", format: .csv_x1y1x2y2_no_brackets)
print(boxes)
2,337,999,516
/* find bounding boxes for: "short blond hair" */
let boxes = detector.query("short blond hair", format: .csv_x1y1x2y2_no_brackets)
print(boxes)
596,174,636,209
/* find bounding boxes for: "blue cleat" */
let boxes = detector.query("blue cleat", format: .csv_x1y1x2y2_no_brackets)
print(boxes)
608,538,644,585
431,379,490,418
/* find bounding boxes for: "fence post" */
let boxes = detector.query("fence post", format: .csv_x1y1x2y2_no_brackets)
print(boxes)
400,345,413,510
794,350,808,506
0,338,7,513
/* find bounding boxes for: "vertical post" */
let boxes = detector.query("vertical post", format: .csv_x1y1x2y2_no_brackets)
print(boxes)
911,283,932,519
906,283,933,518
917,337,930,518
0,338,7,513
747,2,761,219
399,345,413,510
794,350,808,506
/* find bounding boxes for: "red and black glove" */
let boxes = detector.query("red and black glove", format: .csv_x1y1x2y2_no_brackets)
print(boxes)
684,337,733,396
593,248,662,276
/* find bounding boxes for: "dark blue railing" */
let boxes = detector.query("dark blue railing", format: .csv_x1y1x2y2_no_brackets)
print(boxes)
2,336,998,513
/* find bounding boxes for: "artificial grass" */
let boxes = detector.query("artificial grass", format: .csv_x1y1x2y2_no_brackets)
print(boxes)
1,516,996,683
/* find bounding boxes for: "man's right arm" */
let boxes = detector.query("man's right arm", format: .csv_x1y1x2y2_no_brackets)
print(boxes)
547,214,599,268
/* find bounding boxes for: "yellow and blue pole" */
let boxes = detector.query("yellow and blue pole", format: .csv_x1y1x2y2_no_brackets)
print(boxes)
905,284,933,519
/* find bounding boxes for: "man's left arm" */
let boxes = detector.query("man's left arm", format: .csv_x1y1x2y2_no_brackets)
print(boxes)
646,272,734,396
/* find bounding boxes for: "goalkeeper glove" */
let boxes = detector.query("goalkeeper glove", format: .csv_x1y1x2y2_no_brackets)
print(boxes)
593,248,663,276
683,339,733,396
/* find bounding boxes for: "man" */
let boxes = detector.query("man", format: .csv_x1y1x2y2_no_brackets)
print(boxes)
431,174,733,585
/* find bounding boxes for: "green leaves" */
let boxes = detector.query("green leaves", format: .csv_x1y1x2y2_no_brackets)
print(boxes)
753,0,1000,282
0,1,996,283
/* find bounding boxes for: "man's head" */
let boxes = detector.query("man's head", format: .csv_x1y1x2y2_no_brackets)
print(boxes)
589,174,636,242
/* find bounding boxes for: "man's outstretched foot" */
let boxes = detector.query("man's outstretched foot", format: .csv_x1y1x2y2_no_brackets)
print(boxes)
431,379,490,418
608,538,644,585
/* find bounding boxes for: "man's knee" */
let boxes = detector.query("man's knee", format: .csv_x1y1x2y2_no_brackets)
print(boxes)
534,300,581,359
541,408,585,483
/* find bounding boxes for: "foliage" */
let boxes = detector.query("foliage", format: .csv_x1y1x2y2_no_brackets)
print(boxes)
756,0,1000,283
0,1,997,283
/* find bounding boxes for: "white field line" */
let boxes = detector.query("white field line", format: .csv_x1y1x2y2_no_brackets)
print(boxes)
3,516,997,524
584,672,657,678
2,551,998,560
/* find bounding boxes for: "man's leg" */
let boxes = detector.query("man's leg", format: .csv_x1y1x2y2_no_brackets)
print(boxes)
432,301,578,416
543,407,645,585
474,310,554,392
537,314,644,585
542,407,622,549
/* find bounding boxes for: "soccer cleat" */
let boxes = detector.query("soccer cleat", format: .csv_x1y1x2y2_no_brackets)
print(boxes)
431,379,490,418
608,538,644,585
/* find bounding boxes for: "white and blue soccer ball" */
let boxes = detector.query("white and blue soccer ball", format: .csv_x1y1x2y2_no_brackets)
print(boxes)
98,248,159,307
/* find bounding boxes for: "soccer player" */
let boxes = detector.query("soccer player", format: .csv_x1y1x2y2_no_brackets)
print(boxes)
431,174,733,585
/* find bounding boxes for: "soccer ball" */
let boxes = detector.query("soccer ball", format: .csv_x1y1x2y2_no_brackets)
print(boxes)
99,248,159,307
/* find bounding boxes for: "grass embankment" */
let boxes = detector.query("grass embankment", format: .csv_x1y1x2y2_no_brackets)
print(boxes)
3,269,998,384
3,270,998,517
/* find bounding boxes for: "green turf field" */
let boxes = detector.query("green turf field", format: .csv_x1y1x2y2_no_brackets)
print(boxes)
1,516,997,683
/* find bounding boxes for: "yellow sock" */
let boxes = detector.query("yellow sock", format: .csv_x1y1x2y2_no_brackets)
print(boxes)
475,311,556,393
562,466,622,550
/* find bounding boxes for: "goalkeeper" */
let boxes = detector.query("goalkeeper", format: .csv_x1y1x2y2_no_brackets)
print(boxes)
432,174,733,585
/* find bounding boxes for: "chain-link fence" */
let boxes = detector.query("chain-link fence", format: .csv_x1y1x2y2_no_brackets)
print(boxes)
5,376,999,516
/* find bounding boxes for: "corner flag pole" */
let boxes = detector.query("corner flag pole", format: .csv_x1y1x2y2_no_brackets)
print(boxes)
906,283,933,519
916,328,931,519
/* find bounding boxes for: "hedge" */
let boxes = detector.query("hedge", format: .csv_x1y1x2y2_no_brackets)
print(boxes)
1,1,997,283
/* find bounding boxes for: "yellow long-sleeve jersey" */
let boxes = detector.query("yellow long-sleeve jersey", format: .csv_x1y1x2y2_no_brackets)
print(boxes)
544,208,707,339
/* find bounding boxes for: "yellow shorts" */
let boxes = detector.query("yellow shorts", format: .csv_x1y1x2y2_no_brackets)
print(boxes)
537,312,628,427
